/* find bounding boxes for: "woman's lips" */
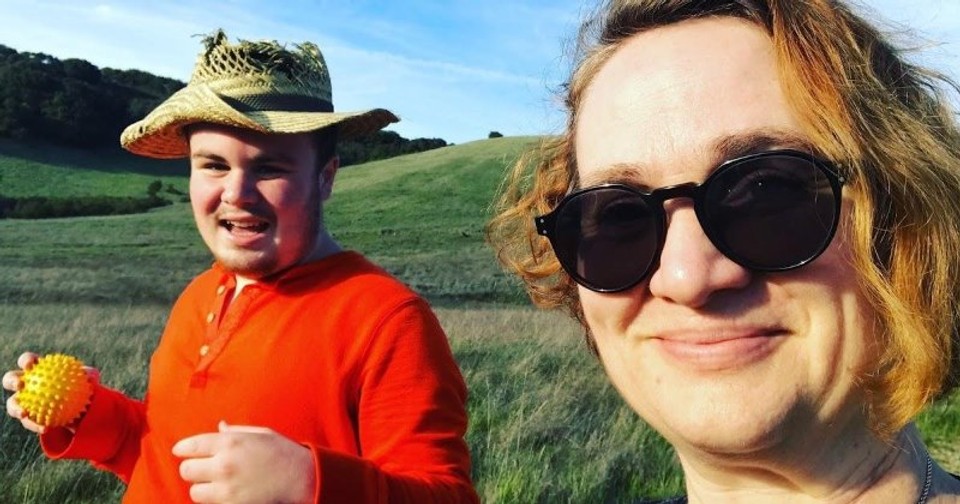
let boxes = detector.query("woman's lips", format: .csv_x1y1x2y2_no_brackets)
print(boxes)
652,329,786,372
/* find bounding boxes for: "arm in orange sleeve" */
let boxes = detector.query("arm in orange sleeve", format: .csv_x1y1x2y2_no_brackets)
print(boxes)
310,298,479,504
39,383,146,483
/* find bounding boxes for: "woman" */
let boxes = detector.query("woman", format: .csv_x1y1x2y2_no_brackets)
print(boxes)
488,0,960,502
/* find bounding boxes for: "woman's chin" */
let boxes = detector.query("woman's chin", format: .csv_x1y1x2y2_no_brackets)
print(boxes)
639,392,810,460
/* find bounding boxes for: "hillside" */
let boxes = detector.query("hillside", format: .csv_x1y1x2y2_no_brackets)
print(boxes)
0,138,186,198
0,136,542,305
328,136,540,304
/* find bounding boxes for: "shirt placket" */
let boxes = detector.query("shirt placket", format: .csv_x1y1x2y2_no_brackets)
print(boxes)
190,279,257,387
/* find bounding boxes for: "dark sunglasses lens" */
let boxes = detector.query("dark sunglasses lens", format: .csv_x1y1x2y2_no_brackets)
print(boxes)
702,155,839,269
552,188,660,291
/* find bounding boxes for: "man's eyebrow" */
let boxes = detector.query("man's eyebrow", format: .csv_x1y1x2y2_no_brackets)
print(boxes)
189,150,298,165
577,129,816,189
190,150,226,162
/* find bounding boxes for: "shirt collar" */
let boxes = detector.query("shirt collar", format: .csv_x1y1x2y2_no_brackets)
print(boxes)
211,250,362,291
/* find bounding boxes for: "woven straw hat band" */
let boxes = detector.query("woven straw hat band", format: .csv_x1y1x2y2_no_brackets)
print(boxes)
220,94,333,113
120,29,398,159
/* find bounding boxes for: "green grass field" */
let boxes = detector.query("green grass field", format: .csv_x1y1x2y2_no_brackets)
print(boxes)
1,138,957,502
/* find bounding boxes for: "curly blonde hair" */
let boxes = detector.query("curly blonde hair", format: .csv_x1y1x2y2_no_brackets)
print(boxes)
487,0,960,439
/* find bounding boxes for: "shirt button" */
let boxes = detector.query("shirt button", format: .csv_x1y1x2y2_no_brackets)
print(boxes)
199,345,209,357
216,285,226,296
206,312,215,323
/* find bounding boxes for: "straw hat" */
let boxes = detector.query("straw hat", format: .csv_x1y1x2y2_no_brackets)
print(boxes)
120,30,399,159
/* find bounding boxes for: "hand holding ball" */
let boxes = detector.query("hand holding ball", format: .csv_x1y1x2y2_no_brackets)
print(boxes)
18,354,93,427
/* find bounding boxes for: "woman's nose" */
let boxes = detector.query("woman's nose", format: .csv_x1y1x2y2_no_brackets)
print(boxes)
646,203,751,307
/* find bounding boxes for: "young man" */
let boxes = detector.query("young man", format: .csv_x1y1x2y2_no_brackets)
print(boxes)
4,30,478,504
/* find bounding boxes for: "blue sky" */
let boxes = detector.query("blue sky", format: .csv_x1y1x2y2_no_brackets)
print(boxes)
0,0,957,144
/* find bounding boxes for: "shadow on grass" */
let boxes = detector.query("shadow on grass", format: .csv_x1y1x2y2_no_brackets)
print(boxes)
0,138,185,177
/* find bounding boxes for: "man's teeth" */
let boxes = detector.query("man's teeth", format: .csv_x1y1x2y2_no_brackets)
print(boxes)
223,220,268,232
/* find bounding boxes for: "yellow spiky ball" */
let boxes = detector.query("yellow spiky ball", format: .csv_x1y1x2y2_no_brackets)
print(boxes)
18,354,93,427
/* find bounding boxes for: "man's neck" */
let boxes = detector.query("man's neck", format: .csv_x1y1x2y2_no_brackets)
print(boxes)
230,232,343,301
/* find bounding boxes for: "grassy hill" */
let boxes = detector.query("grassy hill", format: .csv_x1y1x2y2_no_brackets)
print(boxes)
0,136,539,305
328,136,537,304
0,138,187,198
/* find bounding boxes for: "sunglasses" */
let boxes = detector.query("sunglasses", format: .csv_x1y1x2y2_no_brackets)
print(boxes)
535,149,846,293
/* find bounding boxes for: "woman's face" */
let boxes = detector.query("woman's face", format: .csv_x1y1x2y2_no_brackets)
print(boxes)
573,17,881,459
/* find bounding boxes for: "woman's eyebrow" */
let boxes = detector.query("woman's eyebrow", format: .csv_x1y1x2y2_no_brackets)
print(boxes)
578,163,652,189
576,130,815,189
712,130,816,161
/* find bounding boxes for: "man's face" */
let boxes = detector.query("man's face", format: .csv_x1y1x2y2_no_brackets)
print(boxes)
573,17,880,461
188,124,335,281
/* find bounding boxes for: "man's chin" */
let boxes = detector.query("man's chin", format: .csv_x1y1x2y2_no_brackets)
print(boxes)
213,253,277,279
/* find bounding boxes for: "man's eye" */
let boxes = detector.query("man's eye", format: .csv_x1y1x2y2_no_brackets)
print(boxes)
196,163,229,172
258,166,289,177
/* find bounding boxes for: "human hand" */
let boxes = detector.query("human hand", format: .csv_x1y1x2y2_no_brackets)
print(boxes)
173,421,317,504
3,352,100,434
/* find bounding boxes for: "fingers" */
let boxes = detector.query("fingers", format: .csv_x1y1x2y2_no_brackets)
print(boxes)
172,433,221,459
5,352,44,434
83,366,101,386
175,433,239,488
5,391,22,419
2,369,23,393
3,352,39,392
5,392,45,434
174,426,316,503
178,456,221,485
187,482,217,504
6,354,99,391
174,425,275,485
174,423,275,457
17,352,39,371
218,420,273,434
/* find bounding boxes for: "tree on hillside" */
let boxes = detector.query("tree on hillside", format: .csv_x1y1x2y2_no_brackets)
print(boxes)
62,58,102,84
338,131,448,167
0,45,176,147
0,58,55,139
488,131,503,138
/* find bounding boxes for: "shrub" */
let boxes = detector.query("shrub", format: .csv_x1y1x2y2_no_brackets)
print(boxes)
146,180,162,197
0,194,170,219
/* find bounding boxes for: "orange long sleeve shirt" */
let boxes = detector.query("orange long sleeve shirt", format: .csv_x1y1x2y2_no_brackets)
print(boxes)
41,251,478,503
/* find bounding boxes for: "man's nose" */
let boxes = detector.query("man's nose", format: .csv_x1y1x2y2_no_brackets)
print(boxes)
220,170,258,206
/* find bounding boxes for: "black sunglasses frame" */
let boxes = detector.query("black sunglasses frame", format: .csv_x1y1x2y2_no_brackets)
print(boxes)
535,149,847,293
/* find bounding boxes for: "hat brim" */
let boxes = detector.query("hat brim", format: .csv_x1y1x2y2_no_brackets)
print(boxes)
120,84,400,159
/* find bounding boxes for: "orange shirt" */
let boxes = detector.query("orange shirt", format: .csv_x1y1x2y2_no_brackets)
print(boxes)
42,251,478,503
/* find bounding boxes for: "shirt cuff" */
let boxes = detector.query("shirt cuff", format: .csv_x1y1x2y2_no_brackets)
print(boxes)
305,443,384,504
40,384,129,462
